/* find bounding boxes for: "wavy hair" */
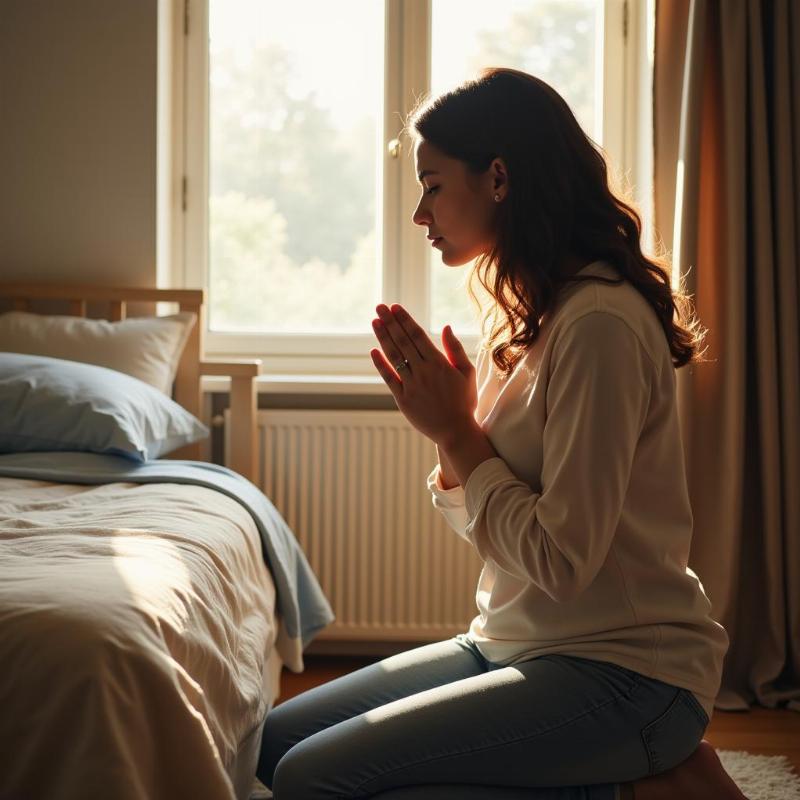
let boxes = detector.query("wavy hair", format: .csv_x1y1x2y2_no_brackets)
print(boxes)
405,67,708,378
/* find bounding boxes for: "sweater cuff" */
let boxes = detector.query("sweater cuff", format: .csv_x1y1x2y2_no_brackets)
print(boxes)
426,462,466,506
464,456,519,519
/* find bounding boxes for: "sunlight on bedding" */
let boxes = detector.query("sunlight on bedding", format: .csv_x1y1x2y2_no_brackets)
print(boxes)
110,532,193,631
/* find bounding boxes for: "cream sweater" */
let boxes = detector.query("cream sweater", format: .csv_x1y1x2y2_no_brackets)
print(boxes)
427,260,728,721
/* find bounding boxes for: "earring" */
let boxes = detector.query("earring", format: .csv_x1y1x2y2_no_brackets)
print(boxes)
494,194,501,202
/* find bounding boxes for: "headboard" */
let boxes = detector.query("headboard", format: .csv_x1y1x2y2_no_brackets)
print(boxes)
0,283,262,483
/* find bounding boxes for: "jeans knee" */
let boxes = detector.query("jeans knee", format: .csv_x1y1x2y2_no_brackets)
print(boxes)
271,747,316,798
256,707,296,788
270,731,355,799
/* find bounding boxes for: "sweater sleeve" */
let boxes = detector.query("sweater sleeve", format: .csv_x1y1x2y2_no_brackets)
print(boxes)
425,345,491,543
461,311,653,603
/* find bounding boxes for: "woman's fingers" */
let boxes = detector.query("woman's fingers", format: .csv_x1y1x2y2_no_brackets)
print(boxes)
375,304,418,363
372,317,409,376
443,325,473,374
370,347,403,391
372,303,449,383
385,303,442,363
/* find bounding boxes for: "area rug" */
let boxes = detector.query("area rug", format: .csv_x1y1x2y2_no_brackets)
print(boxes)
716,749,800,800
249,749,800,799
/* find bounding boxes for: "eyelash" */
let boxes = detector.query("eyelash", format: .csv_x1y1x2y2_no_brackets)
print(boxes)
424,186,439,195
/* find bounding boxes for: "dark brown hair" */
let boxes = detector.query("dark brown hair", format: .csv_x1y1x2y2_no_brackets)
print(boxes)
406,67,708,378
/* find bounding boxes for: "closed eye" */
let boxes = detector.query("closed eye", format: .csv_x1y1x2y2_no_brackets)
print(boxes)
424,185,439,195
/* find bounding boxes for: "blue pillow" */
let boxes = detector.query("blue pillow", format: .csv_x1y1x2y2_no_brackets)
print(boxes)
0,352,209,461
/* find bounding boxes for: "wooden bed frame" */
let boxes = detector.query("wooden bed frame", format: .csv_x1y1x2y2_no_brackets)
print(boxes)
0,284,261,483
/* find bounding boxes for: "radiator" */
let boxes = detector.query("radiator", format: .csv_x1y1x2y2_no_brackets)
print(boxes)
224,409,483,643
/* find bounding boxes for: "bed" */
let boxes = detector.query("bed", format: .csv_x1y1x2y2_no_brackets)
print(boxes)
0,284,335,800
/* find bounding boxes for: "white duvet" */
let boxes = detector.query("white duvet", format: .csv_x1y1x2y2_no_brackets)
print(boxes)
0,477,279,800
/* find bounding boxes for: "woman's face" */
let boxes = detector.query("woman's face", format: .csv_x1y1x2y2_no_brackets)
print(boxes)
412,139,506,267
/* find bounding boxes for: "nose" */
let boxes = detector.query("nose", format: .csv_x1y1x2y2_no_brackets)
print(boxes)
412,195,431,227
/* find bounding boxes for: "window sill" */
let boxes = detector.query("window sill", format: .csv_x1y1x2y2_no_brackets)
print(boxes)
201,373,389,396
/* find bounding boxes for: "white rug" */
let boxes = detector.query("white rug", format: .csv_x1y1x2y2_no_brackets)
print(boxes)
717,749,800,800
249,749,800,799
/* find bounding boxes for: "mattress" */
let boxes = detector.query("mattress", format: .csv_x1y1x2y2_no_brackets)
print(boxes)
0,476,284,800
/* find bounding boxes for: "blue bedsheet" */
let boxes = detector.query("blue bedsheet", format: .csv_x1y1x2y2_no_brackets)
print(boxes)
0,451,335,671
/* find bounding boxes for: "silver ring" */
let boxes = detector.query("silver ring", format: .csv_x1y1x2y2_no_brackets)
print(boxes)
394,359,410,372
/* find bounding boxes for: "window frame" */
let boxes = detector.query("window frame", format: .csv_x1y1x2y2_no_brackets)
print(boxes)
161,0,652,378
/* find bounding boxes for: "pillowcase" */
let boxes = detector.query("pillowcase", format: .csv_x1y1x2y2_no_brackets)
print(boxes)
0,352,208,461
0,310,196,395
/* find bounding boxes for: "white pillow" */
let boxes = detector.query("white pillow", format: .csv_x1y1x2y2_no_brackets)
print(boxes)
0,310,197,395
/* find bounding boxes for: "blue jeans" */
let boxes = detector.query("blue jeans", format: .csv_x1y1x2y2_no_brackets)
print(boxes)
257,634,710,799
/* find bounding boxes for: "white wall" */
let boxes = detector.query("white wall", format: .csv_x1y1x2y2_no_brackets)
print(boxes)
0,0,158,286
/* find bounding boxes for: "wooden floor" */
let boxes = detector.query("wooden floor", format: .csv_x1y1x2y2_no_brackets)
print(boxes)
277,655,800,774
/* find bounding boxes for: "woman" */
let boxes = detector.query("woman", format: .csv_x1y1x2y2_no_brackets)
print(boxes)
256,68,748,800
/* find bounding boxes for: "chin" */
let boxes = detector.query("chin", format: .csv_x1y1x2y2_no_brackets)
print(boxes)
440,249,474,267
438,239,489,267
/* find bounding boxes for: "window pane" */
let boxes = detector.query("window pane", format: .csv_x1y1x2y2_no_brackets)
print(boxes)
208,0,383,333
428,0,601,339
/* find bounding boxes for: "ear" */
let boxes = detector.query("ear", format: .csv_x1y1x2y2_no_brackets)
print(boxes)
489,157,509,200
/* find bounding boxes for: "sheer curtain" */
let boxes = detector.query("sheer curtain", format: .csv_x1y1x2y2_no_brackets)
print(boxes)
654,0,800,713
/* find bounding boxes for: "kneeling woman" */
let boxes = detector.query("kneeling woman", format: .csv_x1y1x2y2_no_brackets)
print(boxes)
256,67,745,800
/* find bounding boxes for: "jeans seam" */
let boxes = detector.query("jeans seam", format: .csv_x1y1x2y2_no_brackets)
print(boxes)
352,685,636,795
680,689,710,728
621,671,645,700
641,686,711,776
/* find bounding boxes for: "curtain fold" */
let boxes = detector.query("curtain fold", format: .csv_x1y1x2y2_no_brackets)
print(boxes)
654,0,800,713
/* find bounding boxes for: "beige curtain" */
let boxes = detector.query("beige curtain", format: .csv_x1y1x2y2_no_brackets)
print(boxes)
654,0,800,713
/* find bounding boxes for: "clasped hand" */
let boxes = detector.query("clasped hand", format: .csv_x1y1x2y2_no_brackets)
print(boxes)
370,304,477,448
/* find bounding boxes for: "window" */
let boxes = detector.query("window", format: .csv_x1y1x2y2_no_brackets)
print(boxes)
206,0,383,336
173,0,652,378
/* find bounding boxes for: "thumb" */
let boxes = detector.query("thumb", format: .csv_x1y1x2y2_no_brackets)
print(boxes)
442,325,472,374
